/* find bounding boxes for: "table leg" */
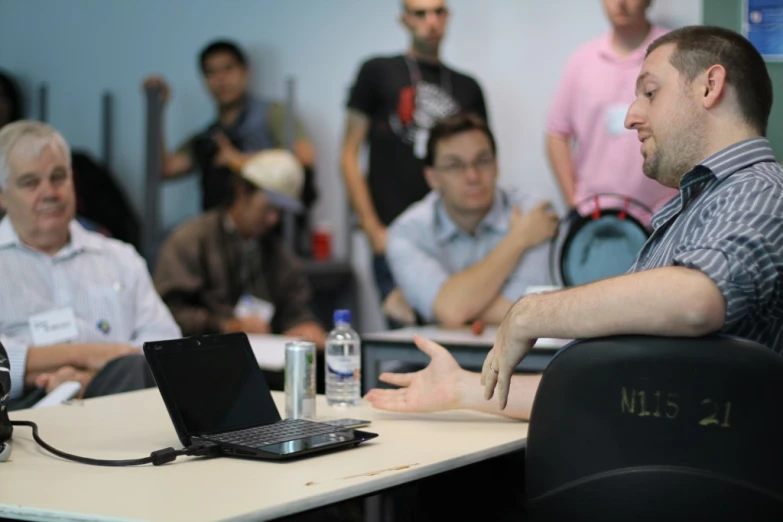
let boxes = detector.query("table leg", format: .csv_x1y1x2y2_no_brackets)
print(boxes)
363,494,383,522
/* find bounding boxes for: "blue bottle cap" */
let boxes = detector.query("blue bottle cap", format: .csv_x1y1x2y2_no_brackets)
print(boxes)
333,309,351,324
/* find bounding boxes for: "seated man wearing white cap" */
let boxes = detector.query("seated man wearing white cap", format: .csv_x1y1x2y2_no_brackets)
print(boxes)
154,149,327,348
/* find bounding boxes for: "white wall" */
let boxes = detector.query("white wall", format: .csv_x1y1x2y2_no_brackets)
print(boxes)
0,0,701,332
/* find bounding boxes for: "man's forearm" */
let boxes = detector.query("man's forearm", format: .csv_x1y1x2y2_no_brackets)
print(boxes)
546,133,576,207
25,342,136,386
160,114,185,179
25,344,80,383
294,139,315,168
514,266,727,340
433,236,528,327
457,370,541,420
341,151,383,235
478,296,514,325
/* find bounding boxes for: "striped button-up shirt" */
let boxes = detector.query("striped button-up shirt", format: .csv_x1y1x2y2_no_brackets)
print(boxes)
0,218,181,398
630,138,783,353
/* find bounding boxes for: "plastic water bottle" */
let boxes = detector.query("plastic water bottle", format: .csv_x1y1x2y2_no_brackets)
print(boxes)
325,309,361,407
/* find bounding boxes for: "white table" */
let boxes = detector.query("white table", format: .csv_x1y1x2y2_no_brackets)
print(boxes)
1,388,527,522
362,325,571,392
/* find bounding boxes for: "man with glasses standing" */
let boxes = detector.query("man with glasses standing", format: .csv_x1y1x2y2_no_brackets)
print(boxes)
386,114,558,326
342,0,488,324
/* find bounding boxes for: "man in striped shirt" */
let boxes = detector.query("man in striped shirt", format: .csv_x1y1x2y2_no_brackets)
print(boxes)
367,26,783,421
477,24,783,413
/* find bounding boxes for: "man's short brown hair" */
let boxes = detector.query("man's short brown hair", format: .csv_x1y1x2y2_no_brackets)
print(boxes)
647,25,773,136
425,113,496,167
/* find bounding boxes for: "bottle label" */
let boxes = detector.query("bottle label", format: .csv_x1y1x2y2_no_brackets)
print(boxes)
327,355,360,382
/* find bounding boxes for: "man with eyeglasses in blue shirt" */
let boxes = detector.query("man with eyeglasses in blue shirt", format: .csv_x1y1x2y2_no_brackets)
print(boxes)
386,113,558,327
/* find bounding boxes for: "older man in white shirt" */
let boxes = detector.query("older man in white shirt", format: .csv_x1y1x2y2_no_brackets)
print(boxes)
0,120,180,409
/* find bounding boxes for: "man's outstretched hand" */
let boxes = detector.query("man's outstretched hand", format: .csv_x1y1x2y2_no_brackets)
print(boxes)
365,336,468,413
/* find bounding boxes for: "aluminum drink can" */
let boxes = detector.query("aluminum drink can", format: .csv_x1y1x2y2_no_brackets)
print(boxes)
285,341,316,420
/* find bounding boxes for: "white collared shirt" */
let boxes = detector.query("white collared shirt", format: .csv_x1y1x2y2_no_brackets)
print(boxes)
0,217,181,398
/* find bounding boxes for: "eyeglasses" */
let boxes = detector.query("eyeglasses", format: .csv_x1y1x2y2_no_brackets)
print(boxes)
405,6,448,19
434,156,495,176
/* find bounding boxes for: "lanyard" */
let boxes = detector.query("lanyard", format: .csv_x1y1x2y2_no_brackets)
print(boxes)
220,216,271,301
404,56,452,95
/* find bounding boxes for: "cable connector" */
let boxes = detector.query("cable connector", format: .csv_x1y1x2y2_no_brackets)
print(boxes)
186,442,221,458
150,447,182,466
151,442,218,465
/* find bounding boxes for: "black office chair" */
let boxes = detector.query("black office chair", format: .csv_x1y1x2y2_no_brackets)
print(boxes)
525,335,783,522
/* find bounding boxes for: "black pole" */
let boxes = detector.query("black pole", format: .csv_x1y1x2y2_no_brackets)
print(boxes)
38,84,48,123
102,92,113,169
143,85,164,263
283,76,297,251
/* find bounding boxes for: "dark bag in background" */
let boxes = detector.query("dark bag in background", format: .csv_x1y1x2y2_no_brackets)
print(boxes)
71,151,142,250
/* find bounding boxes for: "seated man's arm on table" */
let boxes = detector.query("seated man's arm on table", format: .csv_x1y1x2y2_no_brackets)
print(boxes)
431,231,526,327
365,335,539,420
477,234,554,324
432,201,556,326
387,203,555,327
1,335,136,399
269,241,327,348
153,228,226,336
475,296,514,325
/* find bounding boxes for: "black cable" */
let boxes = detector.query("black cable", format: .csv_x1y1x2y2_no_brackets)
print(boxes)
10,420,219,467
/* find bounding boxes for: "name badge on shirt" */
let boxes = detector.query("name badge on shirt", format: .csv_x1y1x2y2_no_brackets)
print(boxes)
28,307,79,346
606,104,632,136
414,128,430,159
235,294,276,323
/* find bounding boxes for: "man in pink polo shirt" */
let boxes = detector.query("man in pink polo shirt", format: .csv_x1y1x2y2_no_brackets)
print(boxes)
546,0,677,223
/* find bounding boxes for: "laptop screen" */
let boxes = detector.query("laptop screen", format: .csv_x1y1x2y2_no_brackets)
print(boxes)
148,334,281,437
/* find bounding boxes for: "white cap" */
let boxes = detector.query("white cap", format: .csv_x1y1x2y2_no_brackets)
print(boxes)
240,149,304,212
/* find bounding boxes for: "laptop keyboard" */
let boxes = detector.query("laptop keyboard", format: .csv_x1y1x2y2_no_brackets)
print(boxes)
203,419,344,448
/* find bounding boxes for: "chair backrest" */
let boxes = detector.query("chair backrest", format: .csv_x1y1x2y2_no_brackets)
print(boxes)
526,335,783,522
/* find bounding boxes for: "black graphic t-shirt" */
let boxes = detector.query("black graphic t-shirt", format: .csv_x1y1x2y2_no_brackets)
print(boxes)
347,55,488,225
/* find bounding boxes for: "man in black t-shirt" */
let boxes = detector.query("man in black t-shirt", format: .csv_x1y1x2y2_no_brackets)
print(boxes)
341,0,488,323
